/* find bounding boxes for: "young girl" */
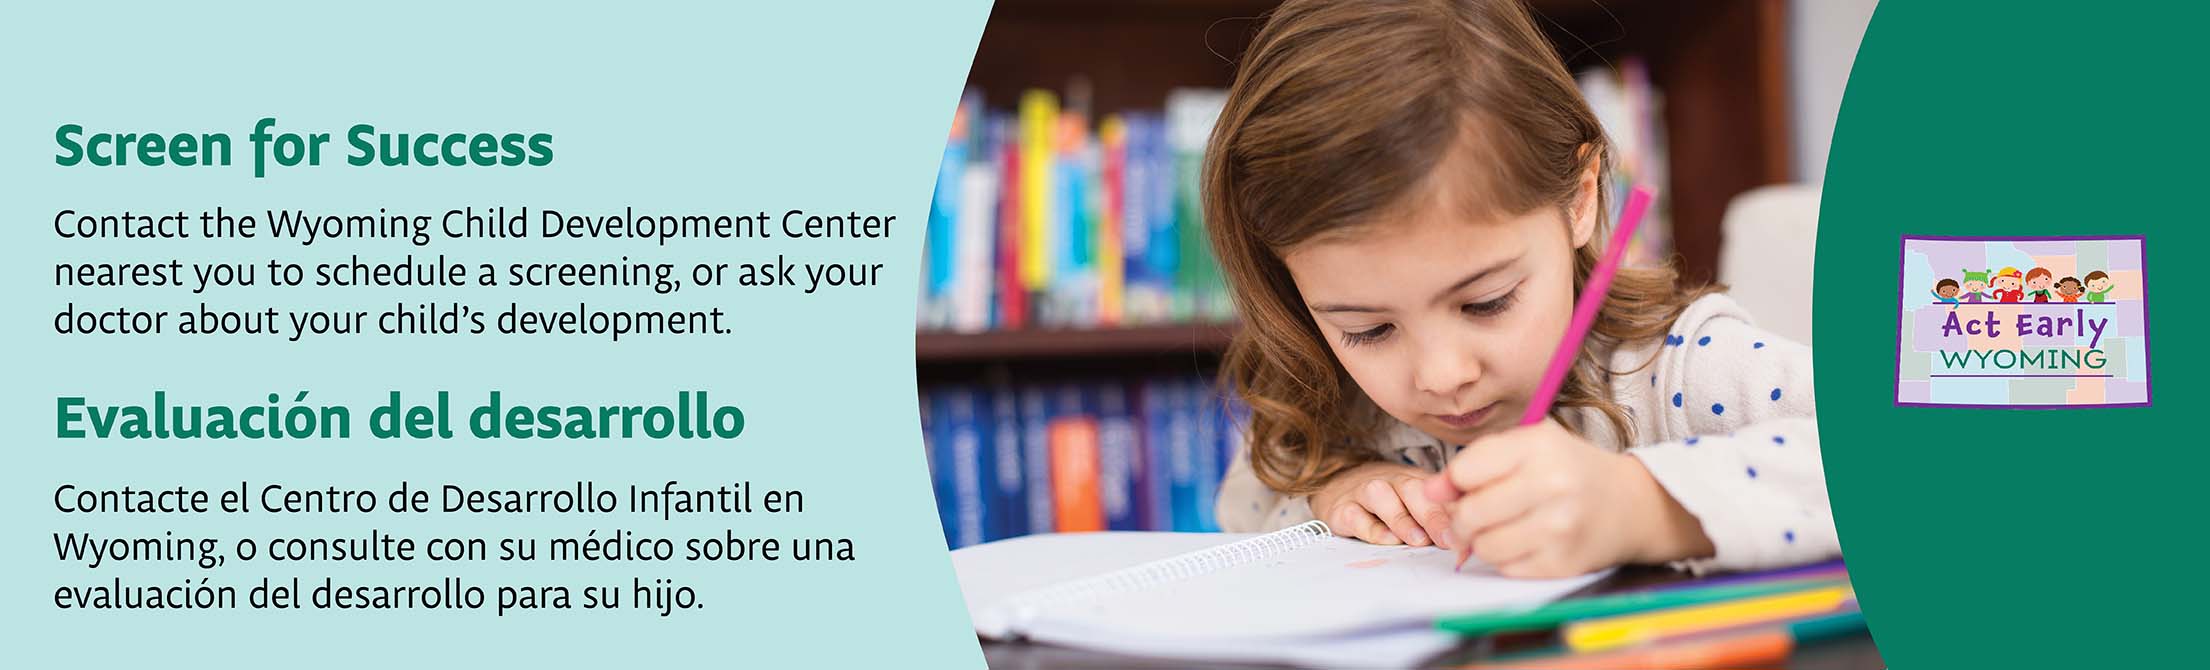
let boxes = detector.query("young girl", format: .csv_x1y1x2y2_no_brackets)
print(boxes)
1207,0,1834,578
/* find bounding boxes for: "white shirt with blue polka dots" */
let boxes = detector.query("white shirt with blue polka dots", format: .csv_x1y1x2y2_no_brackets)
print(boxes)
1216,293,1834,574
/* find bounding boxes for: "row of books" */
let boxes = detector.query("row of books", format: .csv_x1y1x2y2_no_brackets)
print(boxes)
914,61,1675,334
921,374,1245,548
1577,58,1675,267
917,88,1237,333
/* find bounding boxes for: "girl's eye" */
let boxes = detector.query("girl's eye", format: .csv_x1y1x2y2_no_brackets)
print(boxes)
1462,290,1517,317
1340,324,1394,348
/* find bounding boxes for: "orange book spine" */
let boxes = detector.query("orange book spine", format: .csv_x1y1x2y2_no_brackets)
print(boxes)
1049,417,1104,532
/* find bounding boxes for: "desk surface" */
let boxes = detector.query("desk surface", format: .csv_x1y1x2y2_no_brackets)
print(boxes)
980,564,1884,669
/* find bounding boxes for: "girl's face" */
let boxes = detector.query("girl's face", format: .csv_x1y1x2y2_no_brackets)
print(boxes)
1996,276,2021,291
1282,159,1597,446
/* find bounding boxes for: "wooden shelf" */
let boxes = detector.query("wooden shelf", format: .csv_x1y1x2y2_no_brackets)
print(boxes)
917,323,1238,363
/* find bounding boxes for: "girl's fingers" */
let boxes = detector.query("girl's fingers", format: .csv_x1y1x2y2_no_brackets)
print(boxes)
1395,477,1454,550
1498,541,1589,579
1438,435,1532,498
1329,501,1399,545
1421,470,1460,504
1466,514,1545,569
1358,479,1428,546
1451,471,1541,540
1449,478,1537,548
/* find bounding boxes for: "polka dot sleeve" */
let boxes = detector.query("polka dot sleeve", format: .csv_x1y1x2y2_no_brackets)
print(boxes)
1622,294,1837,573
1215,448,1316,532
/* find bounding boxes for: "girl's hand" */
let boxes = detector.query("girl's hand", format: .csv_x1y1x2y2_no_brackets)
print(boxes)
1310,462,1455,548
1423,420,1714,578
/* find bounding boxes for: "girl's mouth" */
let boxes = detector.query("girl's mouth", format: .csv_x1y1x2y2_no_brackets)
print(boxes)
1432,403,1497,430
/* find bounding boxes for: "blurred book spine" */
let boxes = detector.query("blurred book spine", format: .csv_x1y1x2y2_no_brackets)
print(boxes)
1576,57,1675,267
919,87,1236,332
924,386,992,549
920,66,1670,330
924,373,1245,547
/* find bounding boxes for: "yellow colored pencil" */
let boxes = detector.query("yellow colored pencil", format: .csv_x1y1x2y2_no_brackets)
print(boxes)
1562,585,1852,653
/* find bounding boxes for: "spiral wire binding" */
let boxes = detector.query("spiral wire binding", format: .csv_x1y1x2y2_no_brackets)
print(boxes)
1003,520,1331,630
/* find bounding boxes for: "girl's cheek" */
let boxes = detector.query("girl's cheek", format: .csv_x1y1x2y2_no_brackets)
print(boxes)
1332,352,1395,409
1382,352,1416,405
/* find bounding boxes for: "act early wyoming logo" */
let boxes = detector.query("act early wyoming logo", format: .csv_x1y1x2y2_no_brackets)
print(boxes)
1896,235,2151,408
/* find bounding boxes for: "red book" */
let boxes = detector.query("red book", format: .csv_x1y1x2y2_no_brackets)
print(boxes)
1099,117,1126,327
995,121,1028,329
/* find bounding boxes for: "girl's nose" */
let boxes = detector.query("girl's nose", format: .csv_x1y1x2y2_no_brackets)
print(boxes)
1412,338,1481,398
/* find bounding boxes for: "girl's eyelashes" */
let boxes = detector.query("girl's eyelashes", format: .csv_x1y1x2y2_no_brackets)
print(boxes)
1462,289,1518,317
1339,323,1394,348
1335,288,1515,348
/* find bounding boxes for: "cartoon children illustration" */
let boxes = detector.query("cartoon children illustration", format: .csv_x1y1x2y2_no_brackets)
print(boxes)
1957,269,1991,302
2084,270,2115,302
1990,267,2025,302
2056,276,2085,302
1932,278,1962,304
2024,267,2055,302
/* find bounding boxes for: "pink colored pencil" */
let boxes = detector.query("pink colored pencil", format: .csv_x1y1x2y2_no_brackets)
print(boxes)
1446,185,1653,571
1518,185,1654,426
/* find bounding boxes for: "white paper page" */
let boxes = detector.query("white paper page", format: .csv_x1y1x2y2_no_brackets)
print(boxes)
951,531,1261,637
1031,619,1461,669
1035,536,1606,640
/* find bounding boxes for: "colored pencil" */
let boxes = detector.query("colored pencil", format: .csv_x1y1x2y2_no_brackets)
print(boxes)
1669,559,1846,590
1435,575,1845,635
1563,584,1852,652
1462,609,1867,670
1521,185,1655,426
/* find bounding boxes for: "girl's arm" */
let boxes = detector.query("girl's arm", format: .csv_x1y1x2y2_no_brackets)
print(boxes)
1624,296,1837,573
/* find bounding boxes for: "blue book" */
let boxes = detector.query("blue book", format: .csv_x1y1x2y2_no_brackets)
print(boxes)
1119,116,1153,302
1140,117,1179,306
1060,146,1093,280
1164,379,1201,531
926,133,965,300
922,388,952,547
1191,379,1223,532
942,386,991,548
1138,377,1175,531
988,382,1027,540
1018,384,1056,535
1095,381,1143,530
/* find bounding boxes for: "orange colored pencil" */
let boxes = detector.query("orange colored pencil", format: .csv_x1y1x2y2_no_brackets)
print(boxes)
1460,629,1792,670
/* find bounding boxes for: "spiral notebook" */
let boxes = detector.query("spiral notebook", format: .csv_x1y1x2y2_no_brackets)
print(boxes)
952,521,1608,667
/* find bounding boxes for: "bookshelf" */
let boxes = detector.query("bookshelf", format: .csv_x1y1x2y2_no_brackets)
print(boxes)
918,0,1796,549
917,323,1237,363
928,0,1791,364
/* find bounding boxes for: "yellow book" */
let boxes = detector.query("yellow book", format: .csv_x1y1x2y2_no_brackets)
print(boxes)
1562,585,1852,652
1018,90,1056,291
1097,114,1126,326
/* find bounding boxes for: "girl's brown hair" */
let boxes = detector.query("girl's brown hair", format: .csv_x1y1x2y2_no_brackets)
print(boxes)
1204,0,1717,495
